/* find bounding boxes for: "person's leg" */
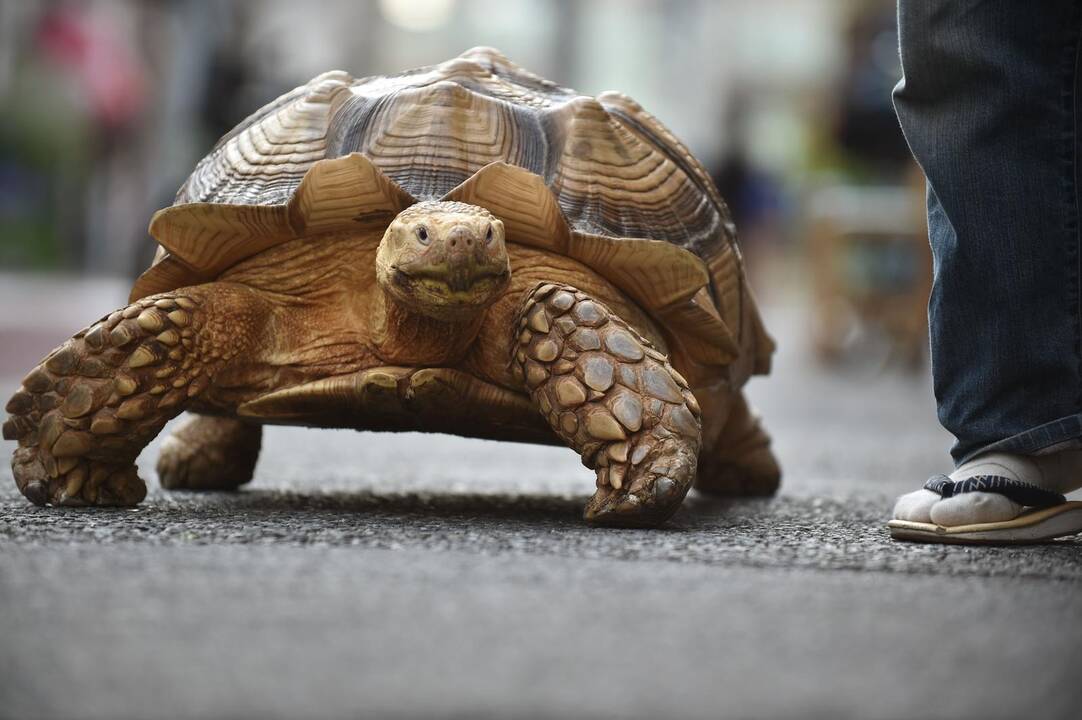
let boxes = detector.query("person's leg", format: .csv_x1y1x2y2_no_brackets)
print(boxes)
892,0,1082,529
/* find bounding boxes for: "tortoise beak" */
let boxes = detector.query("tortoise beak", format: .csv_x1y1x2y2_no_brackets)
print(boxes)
394,263,509,294
444,225,492,290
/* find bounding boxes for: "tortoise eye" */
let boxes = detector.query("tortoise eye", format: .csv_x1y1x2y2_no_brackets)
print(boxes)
485,225,494,243
416,226,429,244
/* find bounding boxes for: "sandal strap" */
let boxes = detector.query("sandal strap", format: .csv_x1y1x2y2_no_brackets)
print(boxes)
923,474,1066,508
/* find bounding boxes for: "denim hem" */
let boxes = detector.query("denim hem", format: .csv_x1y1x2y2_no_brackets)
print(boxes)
956,412,1082,466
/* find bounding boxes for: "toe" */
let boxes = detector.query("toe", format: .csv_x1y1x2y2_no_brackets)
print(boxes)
929,492,1022,526
892,489,939,522
583,487,648,526
584,436,696,527
584,473,688,527
23,479,48,506
12,448,50,506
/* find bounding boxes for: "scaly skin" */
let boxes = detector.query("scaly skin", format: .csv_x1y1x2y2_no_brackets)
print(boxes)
157,415,262,491
695,391,780,497
3,284,269,506
510,282,703,526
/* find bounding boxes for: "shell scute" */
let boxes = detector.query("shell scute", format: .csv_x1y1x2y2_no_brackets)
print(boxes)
137,47,772,385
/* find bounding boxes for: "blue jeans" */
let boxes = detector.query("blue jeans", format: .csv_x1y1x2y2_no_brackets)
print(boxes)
893,0,1082,464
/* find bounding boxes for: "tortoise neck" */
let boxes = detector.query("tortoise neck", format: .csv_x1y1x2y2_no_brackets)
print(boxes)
372,288,486,365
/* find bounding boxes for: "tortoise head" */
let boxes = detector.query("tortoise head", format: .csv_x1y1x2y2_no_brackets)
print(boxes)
376,201,511,321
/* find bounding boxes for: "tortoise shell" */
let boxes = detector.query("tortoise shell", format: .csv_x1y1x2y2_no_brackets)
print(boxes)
134,47,773,388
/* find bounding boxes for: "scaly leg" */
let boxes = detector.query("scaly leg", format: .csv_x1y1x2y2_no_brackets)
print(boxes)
511,283,702,527
695,391,780,496
3,283,267,506
157,414,262,491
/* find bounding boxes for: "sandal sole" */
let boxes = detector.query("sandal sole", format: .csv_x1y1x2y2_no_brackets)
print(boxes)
887,501,1082,545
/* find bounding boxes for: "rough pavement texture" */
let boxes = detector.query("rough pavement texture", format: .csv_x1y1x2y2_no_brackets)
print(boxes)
1,274,1081,720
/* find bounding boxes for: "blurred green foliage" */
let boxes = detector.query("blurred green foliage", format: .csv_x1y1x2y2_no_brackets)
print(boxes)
0,64,92,269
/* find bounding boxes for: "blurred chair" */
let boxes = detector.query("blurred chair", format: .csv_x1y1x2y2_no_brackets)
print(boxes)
807,166,931,369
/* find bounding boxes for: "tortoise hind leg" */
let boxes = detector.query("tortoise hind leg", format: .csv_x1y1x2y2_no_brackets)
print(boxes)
695,391,780,497
157,415,262,492
2,284,268,506
511,282,703,527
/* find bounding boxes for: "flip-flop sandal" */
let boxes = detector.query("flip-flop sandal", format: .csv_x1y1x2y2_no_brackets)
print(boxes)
887,474,1082,545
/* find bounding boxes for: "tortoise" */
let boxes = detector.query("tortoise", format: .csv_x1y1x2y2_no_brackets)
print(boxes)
3,47,779,526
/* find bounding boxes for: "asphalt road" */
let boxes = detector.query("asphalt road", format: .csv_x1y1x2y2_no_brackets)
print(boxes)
1,274,1080,720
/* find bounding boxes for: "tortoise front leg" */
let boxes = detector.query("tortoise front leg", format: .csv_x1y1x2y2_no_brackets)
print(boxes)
511,283,702,527
3,283,266,507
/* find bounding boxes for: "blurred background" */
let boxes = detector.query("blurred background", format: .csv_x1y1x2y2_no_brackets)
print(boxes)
0,0,927,373
15,6,1082,720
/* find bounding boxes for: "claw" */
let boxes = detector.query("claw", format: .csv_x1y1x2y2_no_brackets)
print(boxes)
584,468,693,528
584,434,697,527
584,483,684,528
23,480,47,506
